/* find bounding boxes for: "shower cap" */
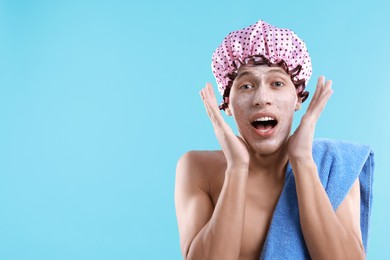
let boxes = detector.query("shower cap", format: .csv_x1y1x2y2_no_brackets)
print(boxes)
211,20,312,110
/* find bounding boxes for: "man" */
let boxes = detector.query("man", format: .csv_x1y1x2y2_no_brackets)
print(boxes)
175,20,373,260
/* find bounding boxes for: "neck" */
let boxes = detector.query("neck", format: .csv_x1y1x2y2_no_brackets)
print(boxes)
248,143,289,182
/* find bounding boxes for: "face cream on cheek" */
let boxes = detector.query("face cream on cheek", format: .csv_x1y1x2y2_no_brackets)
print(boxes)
230,97,250,118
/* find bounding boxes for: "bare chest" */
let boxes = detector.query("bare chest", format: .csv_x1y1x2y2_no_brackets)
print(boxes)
209,175,284,260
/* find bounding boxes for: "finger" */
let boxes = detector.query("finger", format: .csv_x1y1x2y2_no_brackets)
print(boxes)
200,88,218,125
308,76,325,108
306,76,330,114
201,85,220,120
202,83,219,111
311,80,333,117
314,76,325,96
199,83,225,128
200,84,238,147
200,89,212,118
304,80,333,123
311,79,333,113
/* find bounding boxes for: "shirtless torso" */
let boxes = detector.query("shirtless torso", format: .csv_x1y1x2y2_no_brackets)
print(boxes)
176,150,287,260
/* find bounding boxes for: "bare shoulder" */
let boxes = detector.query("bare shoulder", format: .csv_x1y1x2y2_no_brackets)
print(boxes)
176,150,226,191
175,150,226,256
177,150,226,167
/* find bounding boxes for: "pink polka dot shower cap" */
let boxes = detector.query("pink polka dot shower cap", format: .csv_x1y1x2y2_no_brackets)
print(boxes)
211,20,312,110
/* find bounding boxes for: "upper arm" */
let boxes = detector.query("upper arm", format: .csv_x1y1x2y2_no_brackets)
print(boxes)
175,151,214,257
335,178,364,250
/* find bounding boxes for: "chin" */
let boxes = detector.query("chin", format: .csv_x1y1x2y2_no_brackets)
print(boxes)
246,138,287,156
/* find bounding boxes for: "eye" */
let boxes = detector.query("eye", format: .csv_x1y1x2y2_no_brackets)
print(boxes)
272,81,284,87
239,84,254,90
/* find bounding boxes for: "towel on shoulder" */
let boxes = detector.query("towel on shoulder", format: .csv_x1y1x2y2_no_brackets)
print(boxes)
260,138,374,260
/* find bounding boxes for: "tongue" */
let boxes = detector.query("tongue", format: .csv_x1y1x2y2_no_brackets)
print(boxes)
256,124,273,131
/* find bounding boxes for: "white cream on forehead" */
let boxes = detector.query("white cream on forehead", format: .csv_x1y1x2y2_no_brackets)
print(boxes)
234,66,292,86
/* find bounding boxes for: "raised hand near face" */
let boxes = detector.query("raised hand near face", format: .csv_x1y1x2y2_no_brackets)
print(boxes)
287,76,333,162
200,83,250,169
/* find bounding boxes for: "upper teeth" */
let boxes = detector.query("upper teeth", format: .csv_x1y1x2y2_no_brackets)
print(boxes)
255,117,275,121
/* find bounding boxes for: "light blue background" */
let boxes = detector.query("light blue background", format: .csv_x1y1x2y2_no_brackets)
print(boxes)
0,0,389,259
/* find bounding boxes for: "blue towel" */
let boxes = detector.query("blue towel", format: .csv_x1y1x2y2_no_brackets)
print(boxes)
259,138,375,259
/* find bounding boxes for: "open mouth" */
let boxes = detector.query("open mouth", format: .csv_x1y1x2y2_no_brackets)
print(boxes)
251,116,278,132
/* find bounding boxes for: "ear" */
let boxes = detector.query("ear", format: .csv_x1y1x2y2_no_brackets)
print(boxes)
225,106,232,116
295,97,302,111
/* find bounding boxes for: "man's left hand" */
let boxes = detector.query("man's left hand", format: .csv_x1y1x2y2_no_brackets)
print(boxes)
287,76,333,162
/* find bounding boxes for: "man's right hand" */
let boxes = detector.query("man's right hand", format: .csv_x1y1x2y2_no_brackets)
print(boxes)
200,83,250,170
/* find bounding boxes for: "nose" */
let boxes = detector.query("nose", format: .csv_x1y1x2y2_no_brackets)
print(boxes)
252,84,272,107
